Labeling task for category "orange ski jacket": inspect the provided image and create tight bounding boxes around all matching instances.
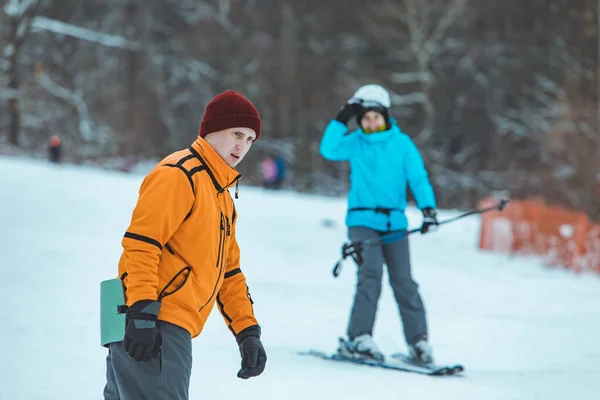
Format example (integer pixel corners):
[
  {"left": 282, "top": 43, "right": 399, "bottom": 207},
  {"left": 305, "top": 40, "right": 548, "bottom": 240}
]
[{"left": 117, "top": 138, "right": 258, "bottom": 338}]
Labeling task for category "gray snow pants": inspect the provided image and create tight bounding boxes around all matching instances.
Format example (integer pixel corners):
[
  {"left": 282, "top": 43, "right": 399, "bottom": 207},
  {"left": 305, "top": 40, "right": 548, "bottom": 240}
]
[
  {"left": 104, "top": 321, "right": 192, "bottom": 400},
  {"left": 347, "top": 227, "right": 428, "bottom": 345}
]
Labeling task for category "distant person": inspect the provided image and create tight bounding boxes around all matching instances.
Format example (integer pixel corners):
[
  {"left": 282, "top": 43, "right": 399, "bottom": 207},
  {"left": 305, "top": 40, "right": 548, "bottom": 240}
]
[
  {"left": 273, "top": 155, "right": 286, "bottom": 189},
  {"left": 319, "top": 84, "right": 439, "bottom": 365},
  {"left": 48, "top": 135, "right": 61, "bottom": 163},
  {"left": 260, "top": 155, "right": 279, "bottom": 189},
  {"left": 103, "top": 90, "right": 267, "bottom": 400}
]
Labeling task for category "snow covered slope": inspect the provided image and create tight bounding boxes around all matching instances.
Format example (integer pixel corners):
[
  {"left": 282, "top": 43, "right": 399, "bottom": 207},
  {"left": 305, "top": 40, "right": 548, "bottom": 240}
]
[{"left": 1, "top": 156, "right": 599, "bottom": 400}]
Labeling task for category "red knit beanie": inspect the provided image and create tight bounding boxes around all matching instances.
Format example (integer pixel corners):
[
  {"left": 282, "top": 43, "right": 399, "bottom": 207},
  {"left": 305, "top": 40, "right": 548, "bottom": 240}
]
[{"left": 199, "top": 90, "right": 262, "bottom": 141}]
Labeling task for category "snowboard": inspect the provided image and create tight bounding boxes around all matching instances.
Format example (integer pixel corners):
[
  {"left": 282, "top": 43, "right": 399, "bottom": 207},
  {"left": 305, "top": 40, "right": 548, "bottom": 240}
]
[{"left": 299, "top": 341, "right": 464, "bottom": 377}]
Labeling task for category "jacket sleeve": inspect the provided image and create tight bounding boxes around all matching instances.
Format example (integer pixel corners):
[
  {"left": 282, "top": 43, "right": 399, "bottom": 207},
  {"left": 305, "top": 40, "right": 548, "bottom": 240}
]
[
  {"left": 319, "top": 120, "right": 357, "bottom": 161},
  {"left": 403, "top": 135, "right": 437, "bottom": 210},
  {"left": 121, "top": 165, "right": 195, "bottom": 305},
  {"left": 217, "top": 212, "right": 259, "bottom": 336}
]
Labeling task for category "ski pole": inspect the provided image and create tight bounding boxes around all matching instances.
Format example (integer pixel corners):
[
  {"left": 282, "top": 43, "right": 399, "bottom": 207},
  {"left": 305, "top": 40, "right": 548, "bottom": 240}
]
[{"left": 332, "top": 199, "right": 509, "bottom": 278}]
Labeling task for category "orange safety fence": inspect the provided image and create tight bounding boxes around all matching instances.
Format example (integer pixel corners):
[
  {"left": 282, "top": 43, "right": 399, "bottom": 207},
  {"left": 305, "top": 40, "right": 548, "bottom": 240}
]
[{"left": 478, "top": 197, "right": 600, "bottom": 275}]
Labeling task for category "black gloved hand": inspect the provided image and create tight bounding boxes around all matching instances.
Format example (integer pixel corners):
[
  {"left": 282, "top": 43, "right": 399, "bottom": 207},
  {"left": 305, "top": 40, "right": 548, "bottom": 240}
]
[
  {"left": 420, "top": 207, "right": 439, "bottom": 234},
  {"left": 123, "top": 300, "right": 161, "bottom": 362},
  {"left": 335, "top": 99, "right": 363, "bottom": 125},
  {"left": 236, "top": 325, "right": 267, "bottom": 379}
]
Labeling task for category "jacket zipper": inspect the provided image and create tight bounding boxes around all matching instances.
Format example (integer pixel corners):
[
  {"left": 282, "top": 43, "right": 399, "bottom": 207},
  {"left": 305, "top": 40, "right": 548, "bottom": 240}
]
[
  {"left": 199, "top": 212, "right": 227, "bottom": 313},
  {"left": 215, "top": 213, "right": 224, "bottom": 269}
]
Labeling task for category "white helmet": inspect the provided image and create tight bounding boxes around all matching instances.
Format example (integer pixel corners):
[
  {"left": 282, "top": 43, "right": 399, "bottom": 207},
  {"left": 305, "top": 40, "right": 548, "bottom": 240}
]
[{"left": 350, "top": 84, "right": 391, "bottom": 109}]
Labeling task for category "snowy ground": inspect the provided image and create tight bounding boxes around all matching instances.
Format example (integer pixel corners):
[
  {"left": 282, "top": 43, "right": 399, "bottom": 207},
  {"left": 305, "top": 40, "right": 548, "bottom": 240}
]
[{"left": 1, "top": 155, "right": 599, "bottom": 400}]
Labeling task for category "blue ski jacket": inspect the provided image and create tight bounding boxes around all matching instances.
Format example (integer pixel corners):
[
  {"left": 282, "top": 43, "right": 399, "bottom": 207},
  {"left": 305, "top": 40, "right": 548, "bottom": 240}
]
[{"left": 320, "top": 119, "right": 436, "bottom": 231}]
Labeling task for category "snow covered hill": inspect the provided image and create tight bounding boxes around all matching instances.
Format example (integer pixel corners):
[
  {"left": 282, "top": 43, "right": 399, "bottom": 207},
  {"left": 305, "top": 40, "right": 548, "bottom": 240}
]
[{"left": 1, "top": 155, "right": 599, "bottom": 400}]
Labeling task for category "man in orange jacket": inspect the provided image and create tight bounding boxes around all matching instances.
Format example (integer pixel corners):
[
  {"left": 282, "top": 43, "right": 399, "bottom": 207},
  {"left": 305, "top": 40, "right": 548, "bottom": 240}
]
[{"left": 104, "top": 90, "right": 267, "bottom": 400}]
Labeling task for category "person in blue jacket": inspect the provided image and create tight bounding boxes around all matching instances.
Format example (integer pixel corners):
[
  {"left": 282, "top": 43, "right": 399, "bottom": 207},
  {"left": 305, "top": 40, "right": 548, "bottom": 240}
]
[{"left": 320, "top": 84, "right": 439, "bottom": 365}]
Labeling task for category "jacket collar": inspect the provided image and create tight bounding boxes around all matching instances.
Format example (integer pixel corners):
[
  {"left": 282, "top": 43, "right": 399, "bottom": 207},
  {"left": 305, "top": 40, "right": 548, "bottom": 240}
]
[
  {"left": 355, "top": 118, "right": 402, "bottom": 143},
  {"left": 190, "top": 138, "right": 241, "bottom": 192}
]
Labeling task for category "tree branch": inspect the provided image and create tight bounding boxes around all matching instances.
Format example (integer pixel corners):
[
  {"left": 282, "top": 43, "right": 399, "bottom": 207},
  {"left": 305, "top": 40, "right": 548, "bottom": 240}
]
[
  {"left": 390, "top": 90, "right": 428, "bottom": 106},
  {"left": 31, "top": 16, "right": 141, "bottom": 50},
  {"left": 390, "top": 71, "right": 434, "bottom": 84},
  {"left": 427, "top": 0, "right": 468, "bottom": 48},
  {"left": 36, "top": 66, "right": 94, "bottom": 141}
]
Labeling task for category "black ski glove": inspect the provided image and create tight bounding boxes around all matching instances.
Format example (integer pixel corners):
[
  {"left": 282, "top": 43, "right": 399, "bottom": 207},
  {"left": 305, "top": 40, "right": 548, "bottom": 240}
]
[
  {"left": 335, "top": 99, "right": 363, "bottom": 125},
  {"left": 123, "top": 300, "right": 161, "bottom": 362},
  {"left": 236, "top": 325, "right": 267, "bottom": 379},
  {"left": 420, "top": 207, "right": 439, "bottom": 234}
]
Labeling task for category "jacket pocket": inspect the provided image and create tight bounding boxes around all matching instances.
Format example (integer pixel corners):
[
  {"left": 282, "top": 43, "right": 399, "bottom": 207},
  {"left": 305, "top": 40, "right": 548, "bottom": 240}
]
[{"left": 158, "top": 266, "right": 192, "bottom": 300}]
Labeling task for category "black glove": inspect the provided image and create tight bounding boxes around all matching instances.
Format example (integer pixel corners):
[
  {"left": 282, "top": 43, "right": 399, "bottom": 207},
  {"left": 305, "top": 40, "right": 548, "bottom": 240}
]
[
  {"left": 123, "top": 300, "right": 161, "bottom": 362},
  {"left": 236, "top": 325, "right": 267, "bottom": 379},
  {"left": 420, "top": 207, "right": 439, "bottom": 234},
  {"left": 335, "top": 99, "right": 363, "bottom": 125}
]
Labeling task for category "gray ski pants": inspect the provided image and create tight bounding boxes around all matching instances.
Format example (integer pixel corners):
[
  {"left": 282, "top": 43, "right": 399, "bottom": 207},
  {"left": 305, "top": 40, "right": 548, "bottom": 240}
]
[
  {"left": 347, "top": 227, "right": 428, "bottom": 345},
  {"left": 104, "top": 321, "right": 192, "bottom": 400}
]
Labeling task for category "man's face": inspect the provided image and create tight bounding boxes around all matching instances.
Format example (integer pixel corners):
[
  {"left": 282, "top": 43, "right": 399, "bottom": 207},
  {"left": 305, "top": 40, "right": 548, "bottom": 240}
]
[
  {"left": 360, "top": 111, "right": 386, "bottom": 133},
  {"left": 204, "top": 127, "right": 256, "bottom": 167}
]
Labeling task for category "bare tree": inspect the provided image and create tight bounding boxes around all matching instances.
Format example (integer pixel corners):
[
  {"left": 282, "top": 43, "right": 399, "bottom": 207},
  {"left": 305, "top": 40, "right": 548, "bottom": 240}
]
[
  {"left": 1, "top": 0, "right": 41, "bottom": 145},
  {"left": 34, "top": 62, "right": 117, "bottom": 155},
  {"left": 364, "top": 0, "right": 467, "bottom": 146},
  {"left": 2, "top": 0, "right": 597, "bottom": 216}
]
